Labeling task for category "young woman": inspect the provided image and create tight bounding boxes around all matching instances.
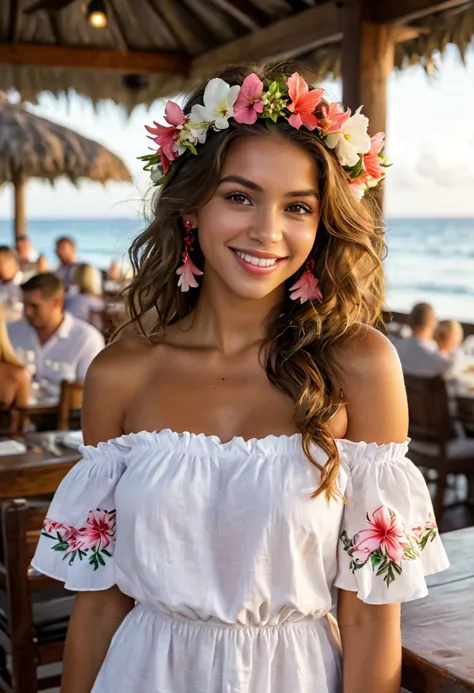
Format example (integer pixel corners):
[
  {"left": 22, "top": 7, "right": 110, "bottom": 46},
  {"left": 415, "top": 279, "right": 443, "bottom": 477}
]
[
  {"left": 65, "top": 263, "right": 105, "bottom": 323},
  {"left": 32, "top": 65, "right": 449, "bottom": 693},
  {"left": 0, "top": 309, "right": 30, "bottom": 410}
]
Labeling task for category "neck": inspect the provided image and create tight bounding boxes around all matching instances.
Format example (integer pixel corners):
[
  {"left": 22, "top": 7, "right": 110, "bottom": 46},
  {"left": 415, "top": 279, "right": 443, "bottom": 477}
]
[
  {"left": 35, "top": 313, "right": 65, "bottom": 345},
  {"left": 181, "top": 269, "right": 284, "bottom": 355}
]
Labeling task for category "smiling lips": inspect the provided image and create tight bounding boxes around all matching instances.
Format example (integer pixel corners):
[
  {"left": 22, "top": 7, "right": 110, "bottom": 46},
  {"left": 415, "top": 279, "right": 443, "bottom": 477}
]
[{"left": 230, "top": 248, "right": 286, "bottom": 275}]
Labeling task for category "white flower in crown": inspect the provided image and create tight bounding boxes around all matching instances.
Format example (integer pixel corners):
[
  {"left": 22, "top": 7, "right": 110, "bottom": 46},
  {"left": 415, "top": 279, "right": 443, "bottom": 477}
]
[
  {"left": 190, "top": 78, "right": 241, "bottom": 130},
  {"left": 150, "top": 164, "right": 163, "bottom": 183},
  {"left": 178, "top": 120, "right": 208, "bottom": 148},
  {"left": 324, "top": 106, "right": 371, "bottom": 167}
]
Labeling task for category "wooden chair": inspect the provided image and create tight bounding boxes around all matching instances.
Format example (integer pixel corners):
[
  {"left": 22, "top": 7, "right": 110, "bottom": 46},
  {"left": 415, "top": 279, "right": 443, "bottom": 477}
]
[
  {"left": 57, "top": 380, "right": 84, "bottom": 430},
  {"left": 0, "top": 500, "right": 73, "bottom": 693},
  {"left": 404, "top": 374, "right": 474, "bottom": 522}
]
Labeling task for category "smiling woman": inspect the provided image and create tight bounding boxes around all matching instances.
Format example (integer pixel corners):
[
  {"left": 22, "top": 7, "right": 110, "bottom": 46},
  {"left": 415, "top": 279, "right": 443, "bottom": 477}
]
[{"left": 31, "top": 63, "right": 449, "bottom": 693}]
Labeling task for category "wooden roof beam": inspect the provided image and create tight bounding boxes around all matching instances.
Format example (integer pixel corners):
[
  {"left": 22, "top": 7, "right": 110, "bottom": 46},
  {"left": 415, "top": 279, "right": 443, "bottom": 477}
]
[
  {"left": 0, "top": 43, "right": 189, "bottom": 75},
  {"left": 192, "top": 2, "right": 342, "bottom": 77},
  {"left": 373, "top": 0, "right": 472, "bottom": 24}
]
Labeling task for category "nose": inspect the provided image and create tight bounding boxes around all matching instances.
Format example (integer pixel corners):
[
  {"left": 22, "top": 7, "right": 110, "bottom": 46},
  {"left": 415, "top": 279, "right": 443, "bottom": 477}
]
[{"left": 247, "top": 204, "right": 283, "bottom": 246}]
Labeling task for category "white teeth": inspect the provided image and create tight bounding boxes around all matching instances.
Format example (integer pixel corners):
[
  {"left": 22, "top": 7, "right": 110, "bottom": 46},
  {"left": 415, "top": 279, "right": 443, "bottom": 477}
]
[{"left": 234, "top": 250, "right": 277, "bottom": 267}]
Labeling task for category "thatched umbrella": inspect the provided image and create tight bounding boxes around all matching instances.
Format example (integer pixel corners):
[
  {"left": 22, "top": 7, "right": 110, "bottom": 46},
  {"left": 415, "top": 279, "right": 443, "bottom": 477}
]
[{"left": 0, "top": 92, "right": 132, "bottom": 241}]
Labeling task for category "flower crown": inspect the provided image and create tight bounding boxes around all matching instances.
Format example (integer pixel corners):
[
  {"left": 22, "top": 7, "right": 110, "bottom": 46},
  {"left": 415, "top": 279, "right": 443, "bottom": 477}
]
[{"left": 140, "top": 72, "right": 389, "bottom": 200}]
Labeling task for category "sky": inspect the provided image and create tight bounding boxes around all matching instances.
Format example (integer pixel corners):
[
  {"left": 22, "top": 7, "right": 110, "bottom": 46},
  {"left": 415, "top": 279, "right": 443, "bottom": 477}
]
[{"left": 0, "top": 44, "right": 473, "bottom": 220}]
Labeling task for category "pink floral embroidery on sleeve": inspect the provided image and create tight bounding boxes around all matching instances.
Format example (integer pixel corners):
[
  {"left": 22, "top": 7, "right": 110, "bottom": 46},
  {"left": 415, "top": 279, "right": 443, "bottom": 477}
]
[
  {"left": 339, "top": 505, "right": 438, "bottom": 587},
  {"left": 41, "top": 509, "right": 116, "bottom": 571}
]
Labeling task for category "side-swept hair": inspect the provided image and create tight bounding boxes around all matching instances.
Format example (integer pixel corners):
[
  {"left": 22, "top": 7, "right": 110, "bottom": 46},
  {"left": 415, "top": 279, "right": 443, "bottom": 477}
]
[{"left": 21, "top": 272, "right": 65, "bottom": 299}]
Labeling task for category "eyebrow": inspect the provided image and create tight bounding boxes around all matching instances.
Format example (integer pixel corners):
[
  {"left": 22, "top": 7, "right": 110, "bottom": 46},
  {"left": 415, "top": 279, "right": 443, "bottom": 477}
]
[{"left": 218, "top": 175, "right": 319, "bottom": 199}]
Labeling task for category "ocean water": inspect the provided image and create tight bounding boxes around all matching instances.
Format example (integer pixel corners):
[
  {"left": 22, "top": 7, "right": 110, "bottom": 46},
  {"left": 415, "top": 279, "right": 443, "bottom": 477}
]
[{"left": 0, "top": 217, "right": 473, "bottom": 322}]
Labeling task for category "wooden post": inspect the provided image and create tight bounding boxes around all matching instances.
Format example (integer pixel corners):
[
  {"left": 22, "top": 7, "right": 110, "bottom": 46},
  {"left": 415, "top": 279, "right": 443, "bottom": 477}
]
[
  {"left": 342, "top": 0, "right": 395, "bottom": 136},
  {"left": 13, "top": 173, "right": 26, "bottom": 242},
  {"left": 341, "top": 0, "right": 395, "bottom": 210}
]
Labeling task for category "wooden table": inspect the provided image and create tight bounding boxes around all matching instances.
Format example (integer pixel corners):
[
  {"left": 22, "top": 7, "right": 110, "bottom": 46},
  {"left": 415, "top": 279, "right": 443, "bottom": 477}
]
[
  {"left": 0, "top": 433, "right": 81, "bottom": 499},
  {"left": 402, "top": 527, "right": 474, "bottom": 692}
]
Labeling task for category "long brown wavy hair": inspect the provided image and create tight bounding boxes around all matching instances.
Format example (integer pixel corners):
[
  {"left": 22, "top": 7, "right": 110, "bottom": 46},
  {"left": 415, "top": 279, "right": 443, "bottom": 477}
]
[{"left": 118, "top": 63, "right": 386, "bottom": 502}]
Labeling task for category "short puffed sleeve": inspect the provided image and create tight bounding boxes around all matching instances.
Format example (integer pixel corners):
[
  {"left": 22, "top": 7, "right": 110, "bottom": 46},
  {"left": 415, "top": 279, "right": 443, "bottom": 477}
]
[
  {"left": 31, "top": 439, "right": 129, "bottom": 592},
  {"left": 334, "top": 439, "right": 450, "bottom": 604}
]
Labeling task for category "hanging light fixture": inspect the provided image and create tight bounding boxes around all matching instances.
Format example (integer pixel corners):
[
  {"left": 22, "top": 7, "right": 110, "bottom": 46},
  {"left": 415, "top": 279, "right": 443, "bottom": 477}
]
[{"left": 86, "top": 0, "right": 107, "bottom": 28}]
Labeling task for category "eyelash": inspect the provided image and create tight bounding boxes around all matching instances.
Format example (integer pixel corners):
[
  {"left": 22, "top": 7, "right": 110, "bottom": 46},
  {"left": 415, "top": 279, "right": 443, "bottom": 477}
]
[{"left": 225, "top": 192, "right": 313, "bottom": 215}]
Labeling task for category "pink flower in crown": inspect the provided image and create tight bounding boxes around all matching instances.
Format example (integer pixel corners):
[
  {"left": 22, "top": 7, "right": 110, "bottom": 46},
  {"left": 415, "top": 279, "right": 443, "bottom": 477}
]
[
  {"left": 348, "top": 175, "right": 369, "bottom": 201},
  {"left": 318, "top": 102, "right": 350, "bottom": 135},
  {"left": 286, "top": 73, "right": 324, "bottom": 131},
  {"left": 145, "top": 100, "right": 186, "bottom": 162},
  {"left": 234, "top": 73, "right": 264, "bottom": 125},
  {"left": 176, "top": 255, "right": 203, "bottom": 292},
  {"left": 289, "top": 270, "right": 323, "bottom": 304},
  {"left": 72, "top": 510, "right": 116, "bottom": 552},
  {"left": 363, "top": 132, "right": 386, "bottom": 181},
  {"left": 352, "top": 505, "right": 408, "bottom": 564}
]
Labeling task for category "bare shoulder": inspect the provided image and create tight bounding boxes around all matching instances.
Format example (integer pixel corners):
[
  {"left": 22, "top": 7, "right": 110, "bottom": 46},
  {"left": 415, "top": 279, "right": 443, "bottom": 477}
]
[
  {"left": 82, "top": 334, "right": 164, "bottom": 446},
  {"left": 332, "top": 325, "right": 408, "bottom": 445}
]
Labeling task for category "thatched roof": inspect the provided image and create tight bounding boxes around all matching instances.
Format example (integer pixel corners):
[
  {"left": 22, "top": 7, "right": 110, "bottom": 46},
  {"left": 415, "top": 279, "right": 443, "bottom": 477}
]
[
  {"left": 0, "top": 0, "right": 473, "bottom": 110},
  {"left": 0, "top": 93, "right": 132, "bottom": 183}
]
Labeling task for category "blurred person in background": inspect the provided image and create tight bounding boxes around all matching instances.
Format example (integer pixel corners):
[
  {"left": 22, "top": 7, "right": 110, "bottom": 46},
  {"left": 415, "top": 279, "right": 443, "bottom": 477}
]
[
  {"left": 8, "top": 273, "right": 105, "bottom": 397},
  {"left": 0, "top": 307, "right": 30, "bottom": 410},
  {"left": 55, "top": 236, "right": 78, "bottom": 292},
  {"left": 435, "top": 320, "right": 464, "bottom": 357},
  {"left": 107, "top": 260, "right": 121, "bottom": 282},
  {"left": 0, "top": 246, "right": 23, "bottom": 307},
  {"left": 394, "top": 302, "right": 451, "bottom": 376},
  {"left": 16, "top": 235, "right": 39, "bottom": 279},
  {"left": 37, "top": 254, "right": 49, "bottom": 273},
  {"left": 66, "top": 263, "right": 105, "bottom": 323}
]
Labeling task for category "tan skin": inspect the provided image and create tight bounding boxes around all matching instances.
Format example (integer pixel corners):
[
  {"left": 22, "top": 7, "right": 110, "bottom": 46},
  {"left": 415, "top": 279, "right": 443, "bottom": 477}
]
[
  {"left": 0, "top": 362, "right": 30, "bottom": 410},
  {"left": 62, "top": 136, "right": 408, "bottom": 693}
]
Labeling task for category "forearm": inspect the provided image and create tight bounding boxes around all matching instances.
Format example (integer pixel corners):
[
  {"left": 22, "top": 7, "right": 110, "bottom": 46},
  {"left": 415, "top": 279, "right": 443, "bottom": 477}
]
[
  {"left": 340, "top": 616, "right": 401, "bottom": 693},
  {"left": 61, "top": 589, "right": 134, "bottom": 693}
]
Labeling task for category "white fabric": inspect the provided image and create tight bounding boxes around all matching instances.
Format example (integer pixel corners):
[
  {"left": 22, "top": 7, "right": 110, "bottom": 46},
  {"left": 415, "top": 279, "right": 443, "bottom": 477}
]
[
  {"left": 32, "top": 430, "right": 450, "bottom": 693},
  {"left": 394, "top": 337, "right": 451, "bottom": 377},
  {"left": 8, "top": 312, "right": 105, "bottom": 395}
]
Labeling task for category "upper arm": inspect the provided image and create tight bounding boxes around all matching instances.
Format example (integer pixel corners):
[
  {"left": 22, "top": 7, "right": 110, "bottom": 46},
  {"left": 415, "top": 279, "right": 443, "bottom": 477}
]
[
  {"left": 335, "top": 326, "right": 408, "bottom": 445},
  {"left": 14, "top": 367, "right": 31, "bottom": 407}
]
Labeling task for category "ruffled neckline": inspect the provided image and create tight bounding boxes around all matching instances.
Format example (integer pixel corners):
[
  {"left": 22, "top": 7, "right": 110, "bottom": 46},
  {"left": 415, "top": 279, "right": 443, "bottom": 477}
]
[{"left": 79, "top": 428, "right": 410, "bottom": 461}]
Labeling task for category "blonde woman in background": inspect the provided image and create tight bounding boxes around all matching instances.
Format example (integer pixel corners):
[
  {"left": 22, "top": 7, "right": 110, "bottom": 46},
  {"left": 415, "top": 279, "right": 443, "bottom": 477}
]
[
  {"left": 435, "top": 320, "right": 464, "bottom": 357},
  {"left": 0, "top": 309, "right": 30, "bottom": 410},
  {"left": 65, "top": 263, "right": 105, "bottom": 324}
]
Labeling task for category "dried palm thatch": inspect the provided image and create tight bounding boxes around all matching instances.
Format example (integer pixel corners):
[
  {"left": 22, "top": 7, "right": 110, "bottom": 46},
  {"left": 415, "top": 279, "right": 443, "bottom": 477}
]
[
  {"left": 0, "top": 0, "right": 473, "bottom": 110},
  {"left": 302, "top": 2, "right": 474, "bottom": 81},
  {"left": 0, "top": 93, "right": 132, "bottom": 239}
]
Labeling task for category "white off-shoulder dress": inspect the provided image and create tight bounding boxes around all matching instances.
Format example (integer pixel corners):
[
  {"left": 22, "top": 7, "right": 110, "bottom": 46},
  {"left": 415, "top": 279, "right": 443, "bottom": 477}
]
[{"left": 32, "top": 431, "right": 449, "bottom": 693}]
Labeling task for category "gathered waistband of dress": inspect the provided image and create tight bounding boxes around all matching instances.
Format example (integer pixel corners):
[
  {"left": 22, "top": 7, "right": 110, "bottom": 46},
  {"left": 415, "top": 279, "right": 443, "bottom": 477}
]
[{"left": 135, "top": 603, "right": 331, "bottom": 632}]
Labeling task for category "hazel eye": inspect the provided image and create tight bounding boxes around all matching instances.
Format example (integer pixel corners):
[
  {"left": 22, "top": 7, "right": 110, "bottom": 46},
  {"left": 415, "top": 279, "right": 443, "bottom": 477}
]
[
  {"left": 226, "top": 192, "right": 252, "bottom": 205},
  {"left": 287, "top": 202, "right": 312, "bottom": 215}
]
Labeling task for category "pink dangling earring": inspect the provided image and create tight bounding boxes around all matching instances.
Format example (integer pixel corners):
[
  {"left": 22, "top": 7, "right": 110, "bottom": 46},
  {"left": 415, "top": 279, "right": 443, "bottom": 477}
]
[
  {"left": 289, "top": 258, "right": 323, "bottom": 304},
  {"left": 176, "top": 218, "right": 203, "bottom": 292}
]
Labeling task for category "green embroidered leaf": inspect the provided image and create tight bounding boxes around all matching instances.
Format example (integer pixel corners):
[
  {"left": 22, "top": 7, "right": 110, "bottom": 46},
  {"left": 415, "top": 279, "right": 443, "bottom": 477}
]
[
  {"left": 370, "top": 551, "right": 384, "bottom": 567},
  {"left": 68, "top": 550, "right": 77, "bottom": 566},
  {"left": 392, "top": 562, "right": 403, "bottom": 575},
  {"left": 51, "top": 541, "right": 69, "bottom": 552},
  {"left": 102, "top": 549, "right": 112, "bottom": 557},
  {"left": 384, "top": 563, "right": 396, "bottom": 587},
  {"left": 97, "top": 552, "right": 106, "bottom": 567}
]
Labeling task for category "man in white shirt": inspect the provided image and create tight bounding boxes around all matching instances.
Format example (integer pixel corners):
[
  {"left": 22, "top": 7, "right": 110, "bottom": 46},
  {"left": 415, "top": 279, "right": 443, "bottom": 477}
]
[
  {"left": 8, "top": 272, "right": 105, "bottom": 397},
  {"left": 394, "top": 303, "right": 451, "bottom": 377}
]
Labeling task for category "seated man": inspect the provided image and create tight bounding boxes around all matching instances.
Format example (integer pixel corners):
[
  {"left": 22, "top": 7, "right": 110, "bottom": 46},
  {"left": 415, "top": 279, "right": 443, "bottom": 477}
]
[
  {"left": 394, "top": 302, "right": 451, "bottom": 377},
  {"left": 7, "top": 273, "right": 105, "bottom": 398}
]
